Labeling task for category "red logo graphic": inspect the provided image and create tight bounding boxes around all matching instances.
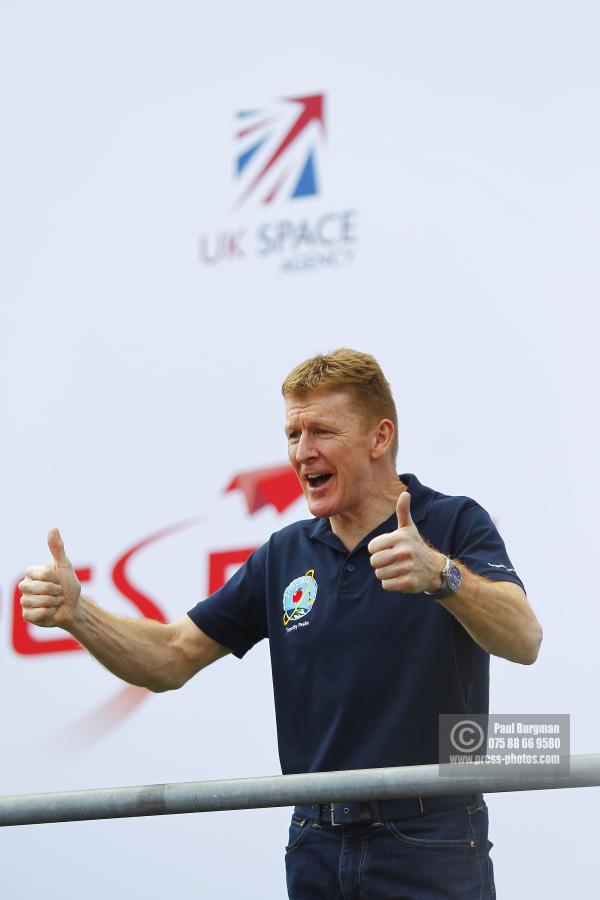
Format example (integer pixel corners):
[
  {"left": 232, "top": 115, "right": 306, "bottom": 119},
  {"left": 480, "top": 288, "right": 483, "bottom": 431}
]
[{"left": 8, "top": 464, "right": 303, "bottom": 750}]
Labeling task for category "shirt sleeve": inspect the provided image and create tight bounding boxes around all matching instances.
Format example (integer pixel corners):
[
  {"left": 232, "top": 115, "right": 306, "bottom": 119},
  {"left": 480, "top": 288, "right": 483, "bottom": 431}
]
[
  {"left": 187, "top": 542, "right": 269, "bottom": 658},
  {"left": 451, "top": 500, "right": 526, "bottom": 593}
]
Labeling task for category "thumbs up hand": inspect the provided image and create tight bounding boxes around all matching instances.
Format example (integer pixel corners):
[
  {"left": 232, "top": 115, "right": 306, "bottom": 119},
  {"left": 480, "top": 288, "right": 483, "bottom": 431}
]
[
  {"left": 18, "top": 529, "right": 82, "bottom": 629},
  {"left": 368, "top": 491, "right": 445, "bottom": 593}
]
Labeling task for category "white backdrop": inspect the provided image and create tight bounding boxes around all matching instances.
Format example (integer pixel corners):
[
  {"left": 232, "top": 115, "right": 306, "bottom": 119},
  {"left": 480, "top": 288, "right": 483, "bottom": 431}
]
[{"left": 2, "top": 2, "right": 599, "bottom": 897}]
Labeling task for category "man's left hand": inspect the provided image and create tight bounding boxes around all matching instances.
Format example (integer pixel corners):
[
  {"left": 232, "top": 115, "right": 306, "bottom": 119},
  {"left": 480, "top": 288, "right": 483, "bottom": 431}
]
[{"left": 368, "top": 492, "right": 445, "bottom": 593}]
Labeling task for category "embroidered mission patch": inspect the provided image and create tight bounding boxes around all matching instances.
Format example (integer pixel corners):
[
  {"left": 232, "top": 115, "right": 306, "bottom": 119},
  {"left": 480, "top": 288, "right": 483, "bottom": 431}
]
[{"left": 282, "top": 569, "right": 318, "bottom": 626}]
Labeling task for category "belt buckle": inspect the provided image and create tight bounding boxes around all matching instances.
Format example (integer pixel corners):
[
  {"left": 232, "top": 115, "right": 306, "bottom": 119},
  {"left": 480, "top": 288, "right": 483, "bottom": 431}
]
[{"left": 329, "top": 802, "right": 369, "bottom": 826}]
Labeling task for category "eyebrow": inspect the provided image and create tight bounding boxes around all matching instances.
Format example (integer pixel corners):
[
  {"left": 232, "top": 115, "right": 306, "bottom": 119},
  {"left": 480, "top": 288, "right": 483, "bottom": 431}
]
[{"left": 284, "top": 416, "right": 333, "bottom": 436}]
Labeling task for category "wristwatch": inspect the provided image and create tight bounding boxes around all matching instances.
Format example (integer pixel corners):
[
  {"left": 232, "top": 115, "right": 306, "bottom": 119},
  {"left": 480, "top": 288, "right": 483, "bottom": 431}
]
[{"left": 424, "top": 556, "right": 462, "bottom": 600}]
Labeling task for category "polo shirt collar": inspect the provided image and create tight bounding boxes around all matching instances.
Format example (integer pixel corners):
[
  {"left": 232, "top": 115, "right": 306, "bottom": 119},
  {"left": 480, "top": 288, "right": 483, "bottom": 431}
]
[{"left": 302, "top": 472, "right": 435, "bottom": 551}]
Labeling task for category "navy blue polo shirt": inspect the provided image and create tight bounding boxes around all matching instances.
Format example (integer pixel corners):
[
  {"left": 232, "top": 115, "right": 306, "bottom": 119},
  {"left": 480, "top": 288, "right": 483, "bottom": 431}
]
[{"left": 188, "top": 473, "right": 525, "bottom": 775}]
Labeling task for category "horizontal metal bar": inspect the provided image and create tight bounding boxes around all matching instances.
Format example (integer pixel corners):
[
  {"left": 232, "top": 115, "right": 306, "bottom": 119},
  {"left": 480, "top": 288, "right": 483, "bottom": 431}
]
[{"left": 1, "top": 753, "right": 599, "bottom": 828}]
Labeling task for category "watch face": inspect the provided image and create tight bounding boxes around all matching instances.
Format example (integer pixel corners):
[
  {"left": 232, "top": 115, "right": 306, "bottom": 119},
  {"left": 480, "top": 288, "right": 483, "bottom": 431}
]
[{"left": 447, "top": 564, "right": 462, "bottom": 591}]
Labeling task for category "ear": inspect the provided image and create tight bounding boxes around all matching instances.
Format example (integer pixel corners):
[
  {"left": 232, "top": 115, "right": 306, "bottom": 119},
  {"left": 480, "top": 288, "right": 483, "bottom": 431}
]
[{"left": 370, "top": 418, "right": 396, "bottom": 460}]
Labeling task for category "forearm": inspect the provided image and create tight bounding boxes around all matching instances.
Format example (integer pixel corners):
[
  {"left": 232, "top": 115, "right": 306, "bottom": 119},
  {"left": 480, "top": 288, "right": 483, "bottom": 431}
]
[
  {"left": 437, "top": 564, "right": 543, "bottom": 665},
  {"left": 67, "top": 595, "right": 180, "bottom": 692}
]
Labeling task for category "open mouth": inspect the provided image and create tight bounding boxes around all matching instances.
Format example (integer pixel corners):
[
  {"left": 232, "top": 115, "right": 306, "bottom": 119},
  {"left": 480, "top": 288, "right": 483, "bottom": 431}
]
[{"left": 306, "top": 473, "right": 333, "bottom": 489}]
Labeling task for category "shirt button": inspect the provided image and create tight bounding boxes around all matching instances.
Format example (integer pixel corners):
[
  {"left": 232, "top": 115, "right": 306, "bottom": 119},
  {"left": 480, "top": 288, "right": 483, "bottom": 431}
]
[{"left": 346, "top": 564, "right": 355, "bottom": 572}]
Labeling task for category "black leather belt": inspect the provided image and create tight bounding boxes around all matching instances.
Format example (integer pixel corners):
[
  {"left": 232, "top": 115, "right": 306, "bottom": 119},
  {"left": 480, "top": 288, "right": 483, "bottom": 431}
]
[{"left": 294, "top": 794, "right": 480, "bottom": 827}]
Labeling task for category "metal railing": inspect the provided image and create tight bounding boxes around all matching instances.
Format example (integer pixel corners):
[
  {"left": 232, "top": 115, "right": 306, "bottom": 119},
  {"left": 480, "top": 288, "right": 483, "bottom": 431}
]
[{"left": 1, "top": 753, "right": 598, "bottom": 828}]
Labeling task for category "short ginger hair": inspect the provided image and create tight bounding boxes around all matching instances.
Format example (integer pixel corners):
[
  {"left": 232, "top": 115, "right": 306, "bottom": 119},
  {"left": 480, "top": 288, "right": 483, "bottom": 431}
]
[{"left": 281, "top": 348, "right": 398, "bottom": 459}]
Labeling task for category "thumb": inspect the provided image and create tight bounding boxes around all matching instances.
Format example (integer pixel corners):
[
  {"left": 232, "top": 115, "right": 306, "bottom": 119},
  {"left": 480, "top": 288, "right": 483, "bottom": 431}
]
[
  {"left": 396, "top": 491, "right": 413, "bottom": 529},
  {"left": 47, "top": 528, "right": 72, "bottom": 568}
]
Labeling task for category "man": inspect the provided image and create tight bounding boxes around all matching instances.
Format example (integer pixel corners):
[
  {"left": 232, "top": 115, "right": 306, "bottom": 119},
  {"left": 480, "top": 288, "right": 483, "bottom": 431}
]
[{"left": 20, "top": 348, "right": 542, "bottom": 899}]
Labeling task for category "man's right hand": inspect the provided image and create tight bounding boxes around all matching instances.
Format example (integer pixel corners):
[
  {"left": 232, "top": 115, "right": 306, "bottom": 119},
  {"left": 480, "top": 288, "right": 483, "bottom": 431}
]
[
  {"left": 19, "top": 528, "right": 82, "bottom": 630},
  {"left": 18, "top": 527, "right": 230, "bottom": 690}
]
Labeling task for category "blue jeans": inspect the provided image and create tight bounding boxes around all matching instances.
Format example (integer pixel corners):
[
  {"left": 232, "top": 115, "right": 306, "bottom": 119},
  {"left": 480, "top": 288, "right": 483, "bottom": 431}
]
[{"left": 285, "top": 795, "right": 495, "bottom": 899}]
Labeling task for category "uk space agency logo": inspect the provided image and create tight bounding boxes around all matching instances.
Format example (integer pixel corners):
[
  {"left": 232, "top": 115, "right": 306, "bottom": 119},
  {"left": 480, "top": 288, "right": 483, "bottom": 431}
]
[
  {"left": 282, "top": 569, "right": 318, "bottom": 627},
  {"left": 199, "top": 91, "right": 358, "bottom": 273},
  {"left": 234, "top": 94, "right": 325, "bottom": 207}
]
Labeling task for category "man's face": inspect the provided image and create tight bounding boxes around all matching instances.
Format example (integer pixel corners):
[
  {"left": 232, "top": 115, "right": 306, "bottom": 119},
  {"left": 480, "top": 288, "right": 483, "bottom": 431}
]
[{"left": 285, "top": 390, "right": 376, "bottom": 519}]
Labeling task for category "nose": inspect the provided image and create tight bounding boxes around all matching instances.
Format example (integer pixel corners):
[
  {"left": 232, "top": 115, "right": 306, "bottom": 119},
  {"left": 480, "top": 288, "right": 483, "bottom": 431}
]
[{"left": 295, "top": 430, "right": 318, "bottom": 464}]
